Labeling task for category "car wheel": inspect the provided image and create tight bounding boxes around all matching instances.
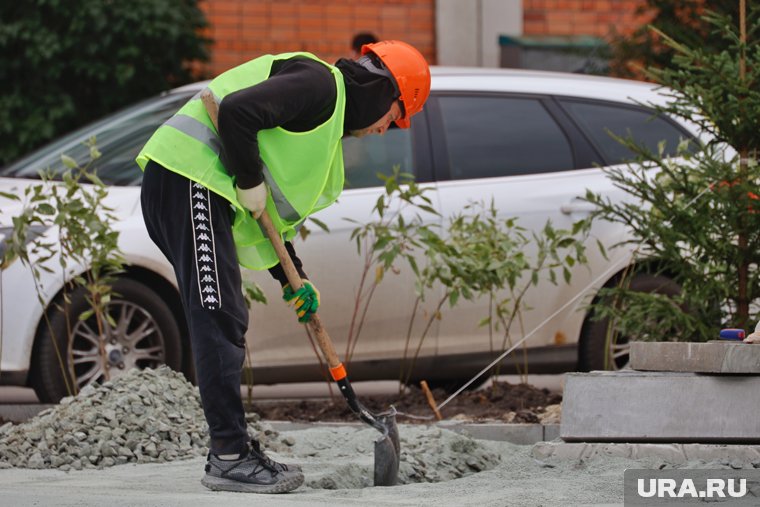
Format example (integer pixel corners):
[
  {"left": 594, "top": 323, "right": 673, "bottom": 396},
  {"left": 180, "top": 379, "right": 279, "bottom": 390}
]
[
  {"left": 30, "top": 278, "right": 182, "bottom": 403},
  {"left": 577, "top": 273, "right": 682, "bottom": 371}
]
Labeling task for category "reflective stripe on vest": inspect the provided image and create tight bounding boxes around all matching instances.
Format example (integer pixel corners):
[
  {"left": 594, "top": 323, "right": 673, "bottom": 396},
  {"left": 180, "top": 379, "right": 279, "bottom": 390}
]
[
  {"left": 164, "top": 114, "right": 221, "bottom": 156},
  {"left": 163, "top": 108, "right": 301, "bottom": 223}
]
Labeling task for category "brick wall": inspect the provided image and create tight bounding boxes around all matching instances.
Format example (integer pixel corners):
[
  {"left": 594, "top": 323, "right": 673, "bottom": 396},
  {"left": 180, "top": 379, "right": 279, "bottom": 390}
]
[
  {"left": 198, "top": 0, "right": 651, "bottom": 76},
  {"left": 523, "top": 0, "right": 650, "bottom": 38},
  {"left": 198, "top": 0, "right": 436, "bottom": 77}
]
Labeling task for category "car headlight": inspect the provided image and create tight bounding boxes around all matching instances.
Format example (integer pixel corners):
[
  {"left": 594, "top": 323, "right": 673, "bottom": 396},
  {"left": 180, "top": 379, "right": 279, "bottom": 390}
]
[{"left": 0, "top": 225, "right": 51, "bottom": 267}]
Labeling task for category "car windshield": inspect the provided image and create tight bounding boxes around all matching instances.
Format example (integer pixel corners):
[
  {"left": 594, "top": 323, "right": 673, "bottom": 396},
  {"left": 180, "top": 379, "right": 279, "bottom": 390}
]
[{"left": 0, "top": 89, "right": 198, "bottom": 186}]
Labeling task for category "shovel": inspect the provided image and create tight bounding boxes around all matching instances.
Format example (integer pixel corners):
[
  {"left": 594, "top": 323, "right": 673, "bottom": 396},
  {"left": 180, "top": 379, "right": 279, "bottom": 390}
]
[{"left": 201, "top": 90, "right": 401, "bottom": 486}]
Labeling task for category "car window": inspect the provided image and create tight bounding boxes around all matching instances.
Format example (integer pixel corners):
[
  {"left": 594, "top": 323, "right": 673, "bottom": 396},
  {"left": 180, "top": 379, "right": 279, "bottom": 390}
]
[
  {"left": 341, "top": 127, "right": 413, "bottom": 189},
  {"left": 1, "top": 91, "right": 194, "bottom": 186},
  {"left": 437, "top": 95, "right": 574, "bottom": 180},
  {"left": 559, "top": 99, "right": 693, "bottom": 165}
]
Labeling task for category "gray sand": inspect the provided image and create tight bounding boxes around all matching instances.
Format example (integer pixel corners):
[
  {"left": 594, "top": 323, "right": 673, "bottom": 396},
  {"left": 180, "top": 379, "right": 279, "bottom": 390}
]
[
  {"left": 1, "top": 423, "right": 748, "bottom": 506},
  {"left": 0, "top": 367, "right": 751, "bottom": 505},
  {"left": 281, "top": 425, "right": 501, "bottom": 489}
]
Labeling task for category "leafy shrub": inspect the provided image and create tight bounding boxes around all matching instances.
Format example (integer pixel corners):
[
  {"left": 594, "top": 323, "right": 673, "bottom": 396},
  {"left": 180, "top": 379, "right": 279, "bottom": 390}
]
[
  {"left": 0, "top": 0, "right": 210, "bottom": 165},
  {"left": 585, "top": 5, "right": 760, "bottom": 342}
]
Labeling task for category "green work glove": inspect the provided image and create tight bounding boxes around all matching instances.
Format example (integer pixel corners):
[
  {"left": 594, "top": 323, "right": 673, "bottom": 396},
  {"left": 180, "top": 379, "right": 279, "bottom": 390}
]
[{"left": 282, "top": 280, "right": 320, "bottom": 323}]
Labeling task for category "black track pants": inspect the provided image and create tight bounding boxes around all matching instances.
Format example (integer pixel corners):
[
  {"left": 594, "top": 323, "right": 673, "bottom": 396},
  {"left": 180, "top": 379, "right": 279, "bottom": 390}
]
[{"left": 141, "top": 160, "right": 249, "bottom": 455}]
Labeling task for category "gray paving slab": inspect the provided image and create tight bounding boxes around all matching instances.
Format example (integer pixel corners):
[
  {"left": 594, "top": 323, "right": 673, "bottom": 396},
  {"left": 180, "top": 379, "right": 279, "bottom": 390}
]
[
  {"left": 436, "top": 421, "right": 544, "bottom": 444},
  {"left": 561, "top": 370, "right": 760, "bottom": 443},
  {"left": 0, "top": 404, "right": 54, "bottom": 423},
  {"left": 533, "top": 440, "right": 760, "bottom": 464},
  {"left": 630, "top": 340, "right": 760, "bottom": 373},
  {"left": 543, "top": 424, "right": 560, "bottom": 441}
]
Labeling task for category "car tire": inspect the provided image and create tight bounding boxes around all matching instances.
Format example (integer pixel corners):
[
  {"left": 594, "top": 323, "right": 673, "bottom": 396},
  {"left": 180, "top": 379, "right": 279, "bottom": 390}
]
[
  {"left": 30, "top": 278, "right": 183, "bottom": 403},
  {"left": 577, "top": 272, "right": 682, "bottom": 371}
]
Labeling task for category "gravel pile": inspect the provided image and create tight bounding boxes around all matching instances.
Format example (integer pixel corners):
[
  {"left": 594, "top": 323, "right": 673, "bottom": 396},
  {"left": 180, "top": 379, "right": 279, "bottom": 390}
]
[
  {"left": 0, "top": 366, "right": 276, "bottom": 471},
  {"left": 289, "top": 425, "right": 502, "bottom": 489},
  {"left": 398, "top": 426, "right": 502, "bottom": 484},
  {"left": 0, "top": 366, "right": 501, "bottom": 489}
]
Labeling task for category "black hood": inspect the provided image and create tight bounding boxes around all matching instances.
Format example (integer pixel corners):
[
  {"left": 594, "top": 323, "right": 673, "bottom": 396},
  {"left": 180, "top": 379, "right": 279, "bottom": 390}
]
[{"left": 335, "top": 58, "right": 397, "bottom": 131}]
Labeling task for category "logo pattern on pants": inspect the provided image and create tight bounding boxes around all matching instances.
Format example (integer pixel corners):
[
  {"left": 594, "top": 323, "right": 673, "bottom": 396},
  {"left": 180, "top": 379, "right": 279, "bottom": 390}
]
[{"left": 190, "top": 182, "right": 221, "bottom": 310}]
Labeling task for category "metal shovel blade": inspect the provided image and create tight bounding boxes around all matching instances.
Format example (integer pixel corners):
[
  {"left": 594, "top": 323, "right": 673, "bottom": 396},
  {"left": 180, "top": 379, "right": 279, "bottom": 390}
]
[{"left": 373, "top": 408, "right": 400, "bottom": 486}]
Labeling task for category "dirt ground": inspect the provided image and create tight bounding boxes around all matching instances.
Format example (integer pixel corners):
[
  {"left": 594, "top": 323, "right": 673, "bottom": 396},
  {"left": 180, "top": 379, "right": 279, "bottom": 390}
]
[
  {"left": 246, "top": 380, "right": 562, "bottom": 424},
  {"left": 0, "top": 380, "right": 560, "bottom": 428}
]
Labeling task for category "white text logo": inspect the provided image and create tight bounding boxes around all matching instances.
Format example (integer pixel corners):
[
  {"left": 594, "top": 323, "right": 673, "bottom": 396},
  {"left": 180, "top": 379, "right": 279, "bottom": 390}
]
[{"left": 637, "top": 478, "right": 747, "bottom": 499}]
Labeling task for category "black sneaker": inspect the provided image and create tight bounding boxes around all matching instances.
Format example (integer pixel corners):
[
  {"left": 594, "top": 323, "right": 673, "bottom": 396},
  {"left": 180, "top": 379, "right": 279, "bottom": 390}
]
[
  {"left": 201, "top": 441, "right": 304, "bottom": 494},
  {"left": 249, "top": 439, "right": 302, "bottom": 473}
]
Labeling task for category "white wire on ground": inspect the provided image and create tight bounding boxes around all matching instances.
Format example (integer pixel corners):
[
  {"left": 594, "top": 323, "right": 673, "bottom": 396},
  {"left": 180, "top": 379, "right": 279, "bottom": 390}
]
[
  {"left": 436, "top": 255, "right": 625, "bottom": 411},
  {"left": 436, "top": 184, "right": 713, "bottom": 412},
  {"left": 394, "top": 411, "right": 434, "bottom": 421}
]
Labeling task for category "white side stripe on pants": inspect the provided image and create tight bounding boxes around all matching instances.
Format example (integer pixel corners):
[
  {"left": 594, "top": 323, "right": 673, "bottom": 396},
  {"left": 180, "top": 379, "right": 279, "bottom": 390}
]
[{"left": 190, "top": 181, "right": 222, "bottom": 310}]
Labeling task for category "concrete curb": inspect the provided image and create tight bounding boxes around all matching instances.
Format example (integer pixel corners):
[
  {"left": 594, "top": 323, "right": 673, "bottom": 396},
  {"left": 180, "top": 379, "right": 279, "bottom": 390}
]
[
  {"left": 561, "top": 371, "right": 760, "bottom": 442},
  {"left": 533, "top": 440, "right": 760, "bottom": 464},
  {"left": 0, "top": 404, "right": 55, "bottom": 424},
  {"left": 1, "top": 404, "right": 560, "bottom": 445},
  {"left": 630, "top": 340, "right": 760, "bottom": 373}
]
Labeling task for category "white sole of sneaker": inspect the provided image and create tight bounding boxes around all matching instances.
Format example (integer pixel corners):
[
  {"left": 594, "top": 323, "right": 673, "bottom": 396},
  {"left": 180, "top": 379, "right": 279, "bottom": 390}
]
[{"left": 201, "top": 472, "right": 304, "bottom": 494}]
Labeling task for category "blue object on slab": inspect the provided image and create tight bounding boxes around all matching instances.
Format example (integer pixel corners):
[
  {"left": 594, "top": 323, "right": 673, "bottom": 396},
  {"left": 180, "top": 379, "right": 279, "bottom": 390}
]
[{"left": 719, "top": 328, "right": 745, "bottom": 340}]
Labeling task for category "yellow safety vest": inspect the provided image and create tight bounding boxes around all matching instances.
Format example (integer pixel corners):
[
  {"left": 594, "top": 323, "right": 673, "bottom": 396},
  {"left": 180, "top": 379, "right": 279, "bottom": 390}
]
[{"left": 137, "top": 52, "right": 346, "bottom": 269}]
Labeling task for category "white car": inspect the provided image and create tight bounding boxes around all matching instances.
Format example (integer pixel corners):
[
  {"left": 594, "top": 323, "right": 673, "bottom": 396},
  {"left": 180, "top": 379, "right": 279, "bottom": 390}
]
[{"left": 0, "top": 68, "right": 699, "bottom": 402}]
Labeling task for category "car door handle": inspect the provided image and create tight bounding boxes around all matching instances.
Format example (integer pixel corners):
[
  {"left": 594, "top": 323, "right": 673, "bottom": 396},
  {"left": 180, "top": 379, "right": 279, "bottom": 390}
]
[{"left": 560, "top": 200, "right": 596, "bottom": 215}]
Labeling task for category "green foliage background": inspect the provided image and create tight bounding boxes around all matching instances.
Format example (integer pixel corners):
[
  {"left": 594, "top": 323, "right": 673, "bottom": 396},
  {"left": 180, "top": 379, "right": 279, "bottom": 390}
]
[
  {"left": 608, "top": 0, "right": 740, "bottom": 78},
  {"left": 586, "top": 5, "right": 760, "bottom": 344},
  {"left": 0, "top": 0, "right": 210, "bottom": 166}
]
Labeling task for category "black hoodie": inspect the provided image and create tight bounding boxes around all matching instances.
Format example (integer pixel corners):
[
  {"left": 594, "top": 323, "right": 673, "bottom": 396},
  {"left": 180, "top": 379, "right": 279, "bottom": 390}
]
[
  {"left": 334, "top": 57, "right": 397, "bottom": 131},
  {"left": 214, "top": 55, "right": 396, "bottom": 285},
  {"left": 217, "top": 55, "right": 396, "bottom": 190}
]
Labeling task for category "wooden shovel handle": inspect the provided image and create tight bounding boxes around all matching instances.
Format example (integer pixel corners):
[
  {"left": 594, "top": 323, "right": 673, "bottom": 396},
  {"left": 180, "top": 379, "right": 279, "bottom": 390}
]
[{"left": 200, "top": 89, "right": 342, "bottom": 371}]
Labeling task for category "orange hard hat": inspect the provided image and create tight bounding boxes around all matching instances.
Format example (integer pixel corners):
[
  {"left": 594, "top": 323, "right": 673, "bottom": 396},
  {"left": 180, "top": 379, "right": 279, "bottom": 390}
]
[{"left": 360, "top": 40, "right": 431, "bottom": 129}]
